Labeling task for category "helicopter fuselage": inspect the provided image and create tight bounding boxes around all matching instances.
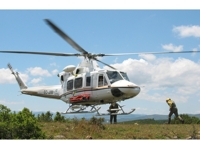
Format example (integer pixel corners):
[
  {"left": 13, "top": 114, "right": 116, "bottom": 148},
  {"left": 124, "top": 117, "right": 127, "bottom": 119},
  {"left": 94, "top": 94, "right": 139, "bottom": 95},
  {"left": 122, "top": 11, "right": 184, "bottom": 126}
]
[
  {"left": 58, "top": 62, "right": 140, "bottom": 106},
  {"left": 19, "top": 61, "right": 140, "bottom": 106}
]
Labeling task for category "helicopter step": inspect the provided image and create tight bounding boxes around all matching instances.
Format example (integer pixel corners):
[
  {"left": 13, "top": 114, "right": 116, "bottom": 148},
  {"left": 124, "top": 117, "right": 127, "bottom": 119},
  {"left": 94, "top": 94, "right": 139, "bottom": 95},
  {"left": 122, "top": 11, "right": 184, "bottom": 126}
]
[{"left": 96, "top": 108, "right": 136, "bottom": 116}]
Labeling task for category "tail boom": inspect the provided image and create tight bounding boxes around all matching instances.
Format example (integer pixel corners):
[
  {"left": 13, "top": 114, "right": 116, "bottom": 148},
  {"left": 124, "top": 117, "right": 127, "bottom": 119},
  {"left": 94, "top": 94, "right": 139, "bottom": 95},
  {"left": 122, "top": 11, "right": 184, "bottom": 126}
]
[
  {"left": 20, "top": 86, "right": 62, "bottom": 99},
  {"left": 8, "top": 63, "right": 62, "bottom": 100}
]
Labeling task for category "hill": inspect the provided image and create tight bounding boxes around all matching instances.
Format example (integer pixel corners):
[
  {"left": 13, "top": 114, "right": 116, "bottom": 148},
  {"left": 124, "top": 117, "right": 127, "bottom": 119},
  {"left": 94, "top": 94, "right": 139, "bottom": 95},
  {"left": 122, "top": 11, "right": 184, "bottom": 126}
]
[{"left": 32, "top": 111, "right": 200, "bottom": 123}]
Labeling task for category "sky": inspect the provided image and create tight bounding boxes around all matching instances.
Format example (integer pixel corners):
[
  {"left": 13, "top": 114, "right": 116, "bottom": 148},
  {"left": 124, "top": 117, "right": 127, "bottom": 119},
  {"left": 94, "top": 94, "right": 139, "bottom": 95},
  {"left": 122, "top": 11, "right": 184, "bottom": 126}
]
[{"left": 0, "top": 2, "right": 200, "bottom": 117}]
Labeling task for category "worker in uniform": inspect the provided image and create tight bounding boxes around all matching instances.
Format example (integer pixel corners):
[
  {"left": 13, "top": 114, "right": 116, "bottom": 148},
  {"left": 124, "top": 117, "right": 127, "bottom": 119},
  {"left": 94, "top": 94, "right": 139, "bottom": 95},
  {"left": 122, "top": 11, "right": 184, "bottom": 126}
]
[
  {"left": 166, "top": 98, "right": 184, "bottom": 124},
  {"left": 109, "top": 102, "right": 119, "bottom": 124}
]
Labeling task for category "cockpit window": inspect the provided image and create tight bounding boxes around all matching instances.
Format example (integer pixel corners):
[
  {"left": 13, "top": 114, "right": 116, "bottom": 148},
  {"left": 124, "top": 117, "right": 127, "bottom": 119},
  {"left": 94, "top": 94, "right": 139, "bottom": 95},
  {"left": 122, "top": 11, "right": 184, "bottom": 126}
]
[
  {"left": 106, "top": 71, "right": 123, "bottom": 84},
  {"left": 120, "top": 72, "right": 130, "bottom": 81}
]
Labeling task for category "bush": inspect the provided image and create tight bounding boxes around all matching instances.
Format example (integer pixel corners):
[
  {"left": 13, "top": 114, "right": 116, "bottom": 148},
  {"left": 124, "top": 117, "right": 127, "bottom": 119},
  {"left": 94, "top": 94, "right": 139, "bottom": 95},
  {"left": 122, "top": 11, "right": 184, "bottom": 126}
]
[
  {"left": 54, "top": 112, "right": 66, "bottom": 122},
  {"left": 171, "top": 114, "right": 200, "bottom": 124},
  {"left": 0, "top": 104, "right": 45, "bottom": 139},
  {"left": 89, "top": 117, "right": 105, "bottom": 129},
  {"left": 37, "top": 111, "right": 53, "bottom": 122}
]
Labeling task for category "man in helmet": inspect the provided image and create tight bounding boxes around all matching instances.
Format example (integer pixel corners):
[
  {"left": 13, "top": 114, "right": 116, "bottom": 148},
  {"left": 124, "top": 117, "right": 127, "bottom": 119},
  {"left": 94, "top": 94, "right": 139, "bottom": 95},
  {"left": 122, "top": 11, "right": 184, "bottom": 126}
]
[
  {"left": 109, "top": 102, "right": 119, "bottom": 124},
  {"left": 166, "top": 98, "right": 184, "bottom": 124}
]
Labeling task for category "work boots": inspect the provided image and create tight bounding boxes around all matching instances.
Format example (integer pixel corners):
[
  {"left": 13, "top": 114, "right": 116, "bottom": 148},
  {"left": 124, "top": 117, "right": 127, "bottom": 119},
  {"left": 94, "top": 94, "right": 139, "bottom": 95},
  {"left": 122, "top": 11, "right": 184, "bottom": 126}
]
[
  {"left": 168, "top": 118, "right": 171, "bottom": 124},
  {"left": 178, "top": 116, "right": 184, "bottom": 124}
]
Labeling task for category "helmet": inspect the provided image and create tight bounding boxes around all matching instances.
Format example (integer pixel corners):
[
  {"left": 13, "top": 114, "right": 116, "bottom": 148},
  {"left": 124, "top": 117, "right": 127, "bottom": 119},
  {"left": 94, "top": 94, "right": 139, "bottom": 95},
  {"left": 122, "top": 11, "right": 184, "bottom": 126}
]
[{"left": 166, "top": 98, "right": 171, "bottom": 101}]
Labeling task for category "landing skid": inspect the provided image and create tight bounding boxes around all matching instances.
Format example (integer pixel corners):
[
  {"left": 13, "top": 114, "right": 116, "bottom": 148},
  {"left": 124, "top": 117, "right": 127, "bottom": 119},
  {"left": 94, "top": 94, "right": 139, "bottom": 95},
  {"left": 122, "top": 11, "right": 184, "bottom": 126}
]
[
  {"left": 61, "top": 105, "right": 101, "bottom": 114},
  {"left": 96, "top": 108, "right": 135, "bottom": 116},
  {"left": 61, "top": 103, "right": 135, "bottom": 116},
  {"left": 96, "top": 104, "right": 136, "bottom": 116}
]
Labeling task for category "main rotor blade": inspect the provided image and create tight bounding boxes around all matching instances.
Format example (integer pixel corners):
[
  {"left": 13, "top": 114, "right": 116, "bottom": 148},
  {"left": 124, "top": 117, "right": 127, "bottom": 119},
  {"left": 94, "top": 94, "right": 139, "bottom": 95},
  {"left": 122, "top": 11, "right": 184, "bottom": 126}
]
[
  {"left": 102, "top": 50, "right": 200, "bottom": 56},
  {"left": 0, "top": 50, "right": 82, "bottom": 57},
  {"left": 93, "top": 58, "right": 116, "bottom": 70},
  {"left": 44, "top": 19, "right": 88, "bottom": 54}
]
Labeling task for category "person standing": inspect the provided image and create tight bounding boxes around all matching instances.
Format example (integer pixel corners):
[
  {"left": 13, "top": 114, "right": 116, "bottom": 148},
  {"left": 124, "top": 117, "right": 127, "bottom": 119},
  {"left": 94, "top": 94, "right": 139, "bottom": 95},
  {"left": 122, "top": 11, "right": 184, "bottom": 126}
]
[
  {"left": 166, "top": 98, "right": 184, "bottom": 124},
  {"left": 109, "top": 102, "right": 119, "bottom": 124}
]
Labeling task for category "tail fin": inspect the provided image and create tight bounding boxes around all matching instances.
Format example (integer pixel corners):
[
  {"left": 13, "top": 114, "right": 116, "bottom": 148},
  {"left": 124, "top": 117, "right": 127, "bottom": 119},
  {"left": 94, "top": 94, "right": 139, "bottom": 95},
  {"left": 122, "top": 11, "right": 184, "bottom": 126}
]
[{"left": 8, "top": 63, "right": 28, "bottom": 90}]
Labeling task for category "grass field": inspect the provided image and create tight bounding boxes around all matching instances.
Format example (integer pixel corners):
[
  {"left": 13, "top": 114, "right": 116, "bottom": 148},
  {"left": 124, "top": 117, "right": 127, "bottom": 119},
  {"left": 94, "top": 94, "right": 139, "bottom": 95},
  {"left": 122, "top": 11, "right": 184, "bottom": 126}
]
[{"left": 39, "top": 119, "right": 200, "bottom": 139}]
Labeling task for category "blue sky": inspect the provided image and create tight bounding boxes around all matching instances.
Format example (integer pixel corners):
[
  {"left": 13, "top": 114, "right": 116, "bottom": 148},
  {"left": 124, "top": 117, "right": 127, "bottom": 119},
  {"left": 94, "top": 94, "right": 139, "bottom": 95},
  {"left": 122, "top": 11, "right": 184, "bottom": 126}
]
[{"left": 1, "top": 8, "right": 200, "bottom": 115}]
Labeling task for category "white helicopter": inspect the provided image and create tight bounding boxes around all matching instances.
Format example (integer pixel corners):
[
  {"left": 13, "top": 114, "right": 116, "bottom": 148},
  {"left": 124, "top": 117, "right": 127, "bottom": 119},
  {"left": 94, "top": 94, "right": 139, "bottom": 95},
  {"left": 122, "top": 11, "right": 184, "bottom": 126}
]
[{"left": 1, "top": 19, "right": 199, "bottom": 116}]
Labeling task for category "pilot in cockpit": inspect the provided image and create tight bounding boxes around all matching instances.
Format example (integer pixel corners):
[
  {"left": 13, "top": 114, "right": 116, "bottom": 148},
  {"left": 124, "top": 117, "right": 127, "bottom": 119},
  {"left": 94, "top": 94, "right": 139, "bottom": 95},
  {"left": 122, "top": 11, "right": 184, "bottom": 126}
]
[{"left": 111, "top": 72, "right": 117, "bottom": 79}]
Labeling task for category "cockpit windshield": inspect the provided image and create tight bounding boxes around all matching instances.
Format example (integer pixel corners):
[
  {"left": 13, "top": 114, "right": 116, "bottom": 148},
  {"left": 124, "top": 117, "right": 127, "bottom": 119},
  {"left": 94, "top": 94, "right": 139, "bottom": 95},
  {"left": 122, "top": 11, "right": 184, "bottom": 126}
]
[
  {"left": 106, "top": 71, "right": 123, "bottom": 84},
  {"left": 120, "top": 72, "right": 130, "bottom": 81}
]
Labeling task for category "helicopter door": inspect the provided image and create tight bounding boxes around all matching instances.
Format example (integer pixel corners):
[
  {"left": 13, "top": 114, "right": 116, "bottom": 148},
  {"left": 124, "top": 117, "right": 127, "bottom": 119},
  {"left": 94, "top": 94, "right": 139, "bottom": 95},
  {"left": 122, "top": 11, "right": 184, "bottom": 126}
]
[
  {"left": 98, "top": 74, "right": 108, "bottom": 87},
  {"left": 95, "top": 74, "right": 110, "bottom": 102},
  {"left": 86, "top": 76, "right": 91, "bottom": 87}
]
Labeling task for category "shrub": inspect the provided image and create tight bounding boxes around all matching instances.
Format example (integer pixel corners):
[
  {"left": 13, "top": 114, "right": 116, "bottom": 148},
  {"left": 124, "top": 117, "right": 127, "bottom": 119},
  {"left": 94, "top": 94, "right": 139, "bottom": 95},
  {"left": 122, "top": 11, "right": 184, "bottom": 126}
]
[
  {"left": 89, "top": 117, "right": 105, "bottom": 129},
  {"left": 54, "top": 112, "right": 65, "bottom": 122},
  {"left": 37, "top": 111, "right": 53, "bottom": 122},
  {"left": 0, "top": 105, "right": 45, "bottom": 139},
  {"left": 171, "top": 114, "right": 200, "bottom": 124}
]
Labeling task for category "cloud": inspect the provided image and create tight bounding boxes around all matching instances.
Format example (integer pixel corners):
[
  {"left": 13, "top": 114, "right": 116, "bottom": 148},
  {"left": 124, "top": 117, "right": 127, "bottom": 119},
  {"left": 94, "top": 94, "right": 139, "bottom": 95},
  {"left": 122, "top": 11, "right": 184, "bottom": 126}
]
[
  {"left": 162, "top": 43, "right": 183, "bottom": 52},
  {"left": 51, "top": 69, "right": 59, "bottom": 75},
  {"left": 192, "top": 48, "right": 198, "bottom": 56},
  {"left": 0, "top": 68, "right": 16, "bottom": 84},
  {"left": 139, "top": 54, "right": 156, "bottom": 61},
  {"left": 50, "top": 63, "right": 57, "bottom": 67},
  {"left": 0, "top": 99, "right": 24, "bottom": 105},
  {"left": 27, "top": 67, "right": 51, "bottom": 76},
  {"left": 173, "top": 25, "right": 200, "bottom": 38},
  {"left": 0, "top": 68, "right": 28, "bottom": 84},
  {"left": 104, "top": 57, "right": 200, "bottom": 103},
  {"left": 113, "top": 57, "right": 118, "bottom": 63},
  {"left": 0, "top": 66, "right": 58, "bottom": 86},
  {"left": 30, "top": 77, "right": 43, "bottom": 85}
]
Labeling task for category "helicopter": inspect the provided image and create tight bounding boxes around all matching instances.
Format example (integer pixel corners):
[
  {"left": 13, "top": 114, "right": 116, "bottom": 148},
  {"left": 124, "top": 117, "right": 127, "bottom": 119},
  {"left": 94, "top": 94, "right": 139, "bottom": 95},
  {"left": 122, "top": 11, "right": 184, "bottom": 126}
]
[{"left": 1, "top": 19, "right": 200, "bottom": 116}]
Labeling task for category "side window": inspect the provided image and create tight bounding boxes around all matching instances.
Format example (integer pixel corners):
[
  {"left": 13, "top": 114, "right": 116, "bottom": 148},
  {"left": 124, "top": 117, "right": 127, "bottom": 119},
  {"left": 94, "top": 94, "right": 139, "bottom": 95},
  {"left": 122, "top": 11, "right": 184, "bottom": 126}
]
[
  {"left": 98, "top": 74, "right": 108, "bottom": 87},
  {"left": 86, "top": 76, "right": 91, "bottom": 86},
  {"left": 75, "top": 77, "right": 82, "bottom": 89},
  {"left": 67, "top": 80, "right": 73, "bottom": 91},
  {"left": 98, "top": 75, "right": 103, "bottom": 87}
]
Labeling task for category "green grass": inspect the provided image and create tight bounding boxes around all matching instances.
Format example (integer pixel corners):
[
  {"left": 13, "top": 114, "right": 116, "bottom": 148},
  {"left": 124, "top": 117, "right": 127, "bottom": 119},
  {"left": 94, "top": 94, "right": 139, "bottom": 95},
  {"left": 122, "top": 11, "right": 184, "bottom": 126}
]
[{"left": 39, "top": 119, "right": 200, "bottom": 139}]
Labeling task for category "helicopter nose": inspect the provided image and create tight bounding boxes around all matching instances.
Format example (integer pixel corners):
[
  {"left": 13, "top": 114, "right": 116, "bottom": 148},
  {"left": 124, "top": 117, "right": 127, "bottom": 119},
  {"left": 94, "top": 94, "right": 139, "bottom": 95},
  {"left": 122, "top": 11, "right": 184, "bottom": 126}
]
[{"left": 110, "top": 80, "right": 140, "bottom": 98}]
